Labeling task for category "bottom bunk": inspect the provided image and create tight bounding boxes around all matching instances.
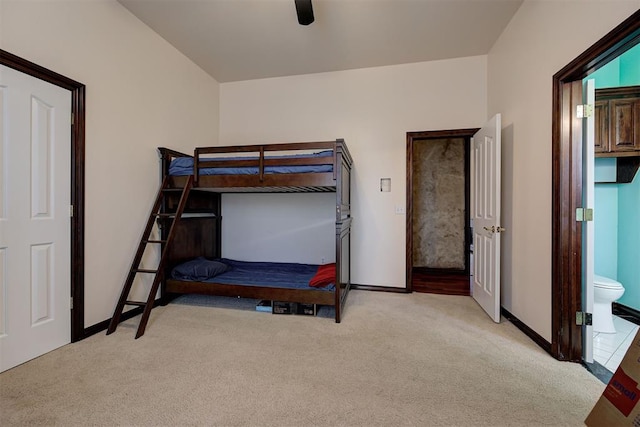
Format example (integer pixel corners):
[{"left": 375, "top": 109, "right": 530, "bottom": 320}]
[{"left": 164, "top": 257, "right": 349, "bottom": 322}]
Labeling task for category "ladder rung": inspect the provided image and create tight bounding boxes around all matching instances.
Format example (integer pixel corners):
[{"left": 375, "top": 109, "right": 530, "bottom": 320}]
[
  {"left": 162, "top": 188, "right": 183, "bottom": 192},
  {"left": 125, "top": 300, "right": 146, "bottom": 307},
  {"left": 143, "top": 239, "right": 167, "bottom": 244},
  {"left": 133, "top": 269, "right": 158, "bottom": 274},
  {"left": 155, "top": 213, "right": 175, "bottom": 218}
]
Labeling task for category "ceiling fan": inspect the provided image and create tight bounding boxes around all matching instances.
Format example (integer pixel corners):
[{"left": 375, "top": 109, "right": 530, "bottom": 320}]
[{"left": 295, "top": 0, "right": 314, "bottom": 26}]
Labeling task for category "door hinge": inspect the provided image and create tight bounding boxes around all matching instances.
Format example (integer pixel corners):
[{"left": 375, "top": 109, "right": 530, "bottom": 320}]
[
  {"left": 69, "top": 205, "right": 74, "bottom": 218},
  {"left": 576, "top": 311, "right": 592, "bottom": 326},
  {"left": 576, "top": 104, "right": 594, "bottom": 118},
  {"left": 70, "top": 297, "right": 74, "bottom": 310},
  {"left": 576, "top": 207, "right": 593, "bottom": 222},
  {"left": 71, "top": 113, "right": 75, "bottom": 125}
]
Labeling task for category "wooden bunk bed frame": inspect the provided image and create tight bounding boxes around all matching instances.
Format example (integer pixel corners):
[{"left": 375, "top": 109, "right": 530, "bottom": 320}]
[{"left": 157, "top": 139, "right": 352, "bottom": 322}]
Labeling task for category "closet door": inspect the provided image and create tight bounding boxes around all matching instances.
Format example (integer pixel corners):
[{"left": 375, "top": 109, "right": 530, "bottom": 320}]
[{"left": 0, "top": 65, "right": 72, "bottom": 372}]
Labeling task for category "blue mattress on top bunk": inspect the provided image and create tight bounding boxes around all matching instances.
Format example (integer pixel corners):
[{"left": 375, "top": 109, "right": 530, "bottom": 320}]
[
  {"left": 169, "top": 150, "right": 334, "bottom": 176},
  {"left": 170, "top": 257, "right": 335, "bottom": 291}
]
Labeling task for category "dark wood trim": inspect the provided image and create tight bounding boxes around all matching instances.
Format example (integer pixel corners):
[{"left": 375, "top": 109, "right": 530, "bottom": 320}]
[
  {"left": 596, "top": 85, "right": 640, "bottom": 100},
  {"left": 83, "top": 307, "right": 144, "bottom": 338},
  {"left": 551, "top": 10, "right": 640, "bottom": 361},
  {"left": 502, "top": 308, "right": 553, "bottom": 355},
  {"left": 406, "top": 128, "right": 482, "bottom": 140},
  {"left": 406, "top": 129, "right": 478, "bottom": 295},
  {"left": 406, "top": 133, "right": 414, "bottom": 292},
  {"left": 412, "top": 269, "right": 470, "bottom": 296},
  {"left": 83, "top": 298, "right": 168, "bottom": 338},
  {"left": 83, "top": 318, "right": 113, "bottom": 339},
  {"left": 552, "top": 80, "right": 585, "bottom": 362},
  {"left": 554, "top": 11, "right": 640, "bottom": 81},
  {"left": 350, "top": 284, "right": 410, "bottom": 293},
  {"left": 1, "top": 49, "right": 86, "bottom": 342},
  {"left": 612, "top": 302, "right": 640, "bottom": 326}
]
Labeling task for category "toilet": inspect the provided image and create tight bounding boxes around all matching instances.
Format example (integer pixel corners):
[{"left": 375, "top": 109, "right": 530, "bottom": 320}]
[{"left": 593, "top": 274, "right": 625, "bottom": 334}]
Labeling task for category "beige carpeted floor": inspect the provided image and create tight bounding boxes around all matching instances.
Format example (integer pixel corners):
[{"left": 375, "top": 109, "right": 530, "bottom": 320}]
[{"left": 0, "top": 291, "right": 603, "bottom": 426}]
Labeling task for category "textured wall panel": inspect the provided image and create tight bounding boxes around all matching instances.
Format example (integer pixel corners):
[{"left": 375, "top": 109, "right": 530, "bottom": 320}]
[{"left": 413, "top": 138, "right": 465, "bottom": 269}]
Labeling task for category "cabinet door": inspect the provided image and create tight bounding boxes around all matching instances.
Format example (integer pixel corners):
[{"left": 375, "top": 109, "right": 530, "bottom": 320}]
[
  {"left": 594, "top": 100, "right": 609, "bottom": 153},
  {"left": 610, "top": 98, "right": 640, "bottom": 152}
]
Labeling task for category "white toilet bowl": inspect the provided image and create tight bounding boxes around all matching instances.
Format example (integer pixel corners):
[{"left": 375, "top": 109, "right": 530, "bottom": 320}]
[{"left": 593, "top": 274, "right": 625, "bottom": 334}]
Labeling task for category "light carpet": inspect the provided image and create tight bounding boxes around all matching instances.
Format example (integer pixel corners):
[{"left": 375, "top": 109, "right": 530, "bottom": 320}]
[{"left": 0, "top": 291, "right": 604, "bottom": 426}]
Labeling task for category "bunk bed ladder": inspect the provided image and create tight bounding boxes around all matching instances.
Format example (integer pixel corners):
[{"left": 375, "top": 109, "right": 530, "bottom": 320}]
[{"left": 106, "top": 175, "right": 194, "bottom": 339}]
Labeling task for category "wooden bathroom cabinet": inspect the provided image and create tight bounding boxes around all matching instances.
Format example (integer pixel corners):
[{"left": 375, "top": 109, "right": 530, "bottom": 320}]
[{"left": 595, "top": 86, "right": 640, "bottom": 156}]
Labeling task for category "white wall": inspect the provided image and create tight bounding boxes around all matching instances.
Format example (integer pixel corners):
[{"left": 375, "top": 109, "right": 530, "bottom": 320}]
[
  {"left": 1, "top": 0, "right": 220, "bottom": 327},
  {"left": 222, "top": 193, "right": 336, "bottom": 265},
  {"left": 220, "top": 57, "right": 487, "bottom": 287},
  {"left": 487, "top": 1, "right": 640, "bottom": 341}
]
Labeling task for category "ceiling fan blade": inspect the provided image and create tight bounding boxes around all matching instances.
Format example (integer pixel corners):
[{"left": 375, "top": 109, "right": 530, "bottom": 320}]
[{"left": 295, "top": 0, "right": 314, "bottom": 26}]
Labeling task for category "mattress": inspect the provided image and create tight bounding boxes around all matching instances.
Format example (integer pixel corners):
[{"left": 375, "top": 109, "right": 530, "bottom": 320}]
[
  {"left": 171, "top": 258, "right": 335, "bottom": 291},
  {"left": 169, "top": 150, "right": 334, "bottom": 176}
]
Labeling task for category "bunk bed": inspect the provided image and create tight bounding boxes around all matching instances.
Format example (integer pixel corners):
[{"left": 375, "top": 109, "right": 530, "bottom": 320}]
[{"left": 156, "top": 139, "right": 353, "bottom": 323}]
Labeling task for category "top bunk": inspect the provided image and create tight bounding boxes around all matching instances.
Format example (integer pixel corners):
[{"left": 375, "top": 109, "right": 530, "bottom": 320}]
[{"left": 159, "top": 139, "right": 352, "bottom": 193}]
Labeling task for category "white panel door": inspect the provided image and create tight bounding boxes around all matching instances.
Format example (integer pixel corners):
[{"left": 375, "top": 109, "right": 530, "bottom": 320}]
[
  {"left": 582, "top": 79, "right": 595, "bottom": 364},
  {"left": 0, "top": 65, "right": 71, "bottom": 372},
  {"left": 472, "top": 114, "right": 502, "bottom": 322}
]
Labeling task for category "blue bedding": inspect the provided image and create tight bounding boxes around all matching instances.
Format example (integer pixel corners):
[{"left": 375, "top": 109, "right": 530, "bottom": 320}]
[
  {"left": 169, "top": 150, "right": 334, "bottom": 176},
  {"left": 171, "top": 258, "right": 335, "bottom": 291}
]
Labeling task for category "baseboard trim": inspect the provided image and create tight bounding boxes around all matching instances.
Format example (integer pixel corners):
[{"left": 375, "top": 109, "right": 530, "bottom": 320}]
[
  {"left": 501, "top": 307, "right": 553, "bottom": 356},
  {"left": 351, "top": 283, "right": 409, "bottom": 293},
  {"left": 85, "top": 291, "right": 558, "bottom": 348},
  {"left": 82, "top": 288, "right": 407, "bottom": 339},
  {"left": 81, "top": 301, "right": 163, "bottom": 340},
  {"left": 613, "top": 302, "right": 640, "bottom": 326}
]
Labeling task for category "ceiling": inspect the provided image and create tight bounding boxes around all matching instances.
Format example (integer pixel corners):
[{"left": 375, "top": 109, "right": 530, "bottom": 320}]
[{"left": 118, "top": 0, "right": 523, "bottom": 83}]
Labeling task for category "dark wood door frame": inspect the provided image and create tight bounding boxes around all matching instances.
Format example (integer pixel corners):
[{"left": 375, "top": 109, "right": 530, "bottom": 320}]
[
  {"left": 0, "top": 49, "right": 86, "bottom": 342},
  {"left": 552, "top": 10, "right": 640, "bottom": 361},
  {"left": 406, "top": 128, "right": 479, "bottom": 294}
]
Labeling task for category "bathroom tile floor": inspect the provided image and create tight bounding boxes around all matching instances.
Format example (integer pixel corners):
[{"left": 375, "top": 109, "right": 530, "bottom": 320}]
[{"left": 593, "top": 315, "right": 639, "bottom": 373}]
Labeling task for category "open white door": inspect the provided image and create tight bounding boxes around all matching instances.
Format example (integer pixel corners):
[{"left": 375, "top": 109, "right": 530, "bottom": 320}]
[
  {"left": 0, "top": 65, "right": 72, "bottom": 372},
  {"left": 471, "top": 114, "right": 502, "bottom": 322},
  {"left": 582, "top": 79, "right": 595, "bottom": 363}
]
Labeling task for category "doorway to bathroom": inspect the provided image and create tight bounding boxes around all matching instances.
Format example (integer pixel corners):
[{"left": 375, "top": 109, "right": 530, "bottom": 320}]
[
  {"left": 551, "top": 9, "right": 640, "bottom": 363},
  {"left": 585, "top": 59, "right": 640, "bottom": 373}
]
